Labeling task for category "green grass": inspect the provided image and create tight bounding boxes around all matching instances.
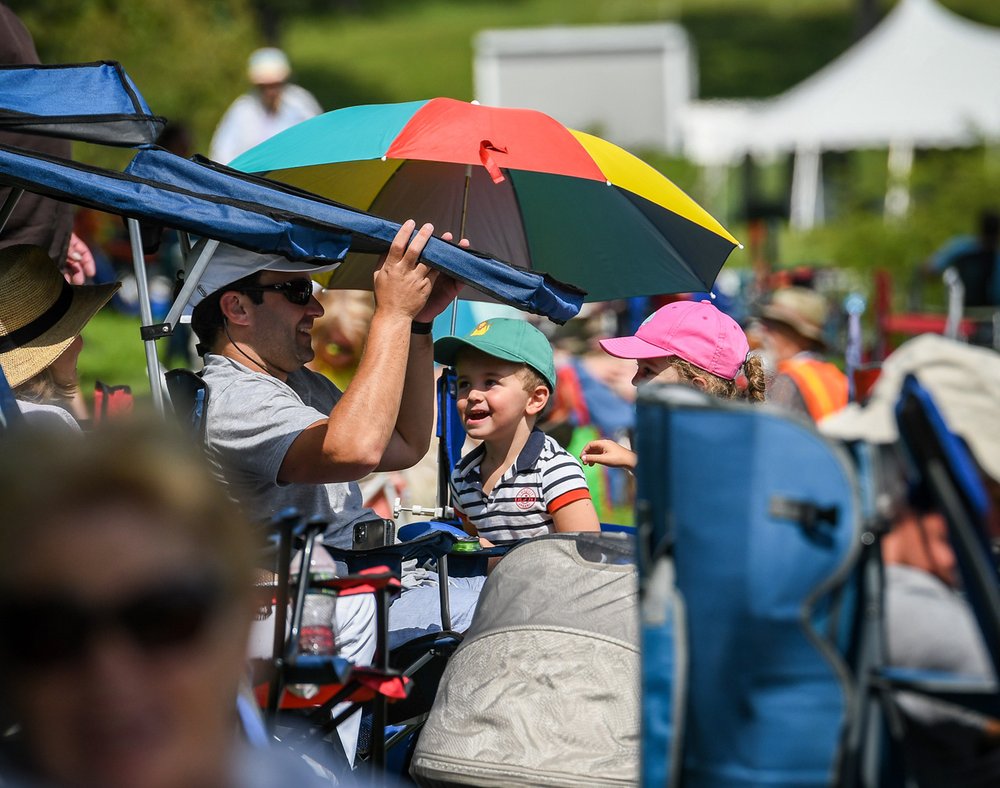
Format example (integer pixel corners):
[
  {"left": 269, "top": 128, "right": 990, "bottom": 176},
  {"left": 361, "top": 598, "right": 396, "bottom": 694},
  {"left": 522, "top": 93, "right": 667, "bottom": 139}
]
[{"left": 78, "top": 311, "right": 152, "bottom": 404}]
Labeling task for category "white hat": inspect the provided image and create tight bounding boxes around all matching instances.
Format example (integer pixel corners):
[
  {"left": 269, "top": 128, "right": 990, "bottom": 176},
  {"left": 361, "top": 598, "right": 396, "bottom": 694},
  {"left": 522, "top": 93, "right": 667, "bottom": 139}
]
[
  {"left": 247, "top": 48, "right": 291, "bottom": 85},
  {"left": 183, "top": 241, "right": 340, "bottom": 318},
  {"left": 820, "top": 334, "right": 1000, "bottom": 482}
]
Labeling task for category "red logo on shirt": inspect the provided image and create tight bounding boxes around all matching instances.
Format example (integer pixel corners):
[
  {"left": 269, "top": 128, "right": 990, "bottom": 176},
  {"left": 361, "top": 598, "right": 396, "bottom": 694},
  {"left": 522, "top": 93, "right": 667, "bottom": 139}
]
[{"left": 515, "top": 488, "right": 537, "bottom": 509}]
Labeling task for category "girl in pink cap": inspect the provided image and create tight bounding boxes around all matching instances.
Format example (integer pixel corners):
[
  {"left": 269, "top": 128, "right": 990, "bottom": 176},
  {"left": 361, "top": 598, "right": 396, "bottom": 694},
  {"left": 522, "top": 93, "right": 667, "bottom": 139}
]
[{"left": 581, "top": 300, "right": 766, "bottom": 470}]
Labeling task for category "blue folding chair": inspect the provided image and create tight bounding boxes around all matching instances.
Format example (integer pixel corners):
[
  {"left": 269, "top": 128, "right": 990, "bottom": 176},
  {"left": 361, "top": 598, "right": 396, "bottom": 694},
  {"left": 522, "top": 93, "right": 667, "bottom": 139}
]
[
  {"left": 634, "top": 385, "right": 861, "bottom": 788},
  {"left": 861, "top": 375, "right": 1000, "bottom": 785},
  {"left": 0, "top": 365, "right": 24, "bottom": 432}
]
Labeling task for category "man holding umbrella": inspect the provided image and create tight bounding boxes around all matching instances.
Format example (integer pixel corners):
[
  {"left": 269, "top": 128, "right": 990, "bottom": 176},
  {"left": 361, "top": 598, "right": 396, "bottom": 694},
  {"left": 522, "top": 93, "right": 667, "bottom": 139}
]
[
  {"left": 187, "top": 220, "right": 467, "bottom": 761},
  {"left": 188, "top": 218, "right": 464, "bottom": 539}
]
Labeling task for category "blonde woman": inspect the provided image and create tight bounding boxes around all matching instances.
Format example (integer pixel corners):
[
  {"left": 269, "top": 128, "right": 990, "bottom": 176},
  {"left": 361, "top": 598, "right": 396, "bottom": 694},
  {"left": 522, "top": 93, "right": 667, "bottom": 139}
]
[{"left": 0, "top": 244, "right": 118, "bottom": 426}]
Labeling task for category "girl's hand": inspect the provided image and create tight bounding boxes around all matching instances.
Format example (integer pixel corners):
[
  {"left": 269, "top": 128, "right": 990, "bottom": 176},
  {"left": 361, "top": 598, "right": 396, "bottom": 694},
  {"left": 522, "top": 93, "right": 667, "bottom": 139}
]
[{"left": 580, "top": 439, "right": 637, "bottom": 470}]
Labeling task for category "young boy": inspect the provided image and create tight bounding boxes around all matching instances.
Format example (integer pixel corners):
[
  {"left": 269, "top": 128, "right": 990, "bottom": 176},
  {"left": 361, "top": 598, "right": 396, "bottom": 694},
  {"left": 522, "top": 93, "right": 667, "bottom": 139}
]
[{"left": 434, "top": 318, "right": 600, "bottom": 543}]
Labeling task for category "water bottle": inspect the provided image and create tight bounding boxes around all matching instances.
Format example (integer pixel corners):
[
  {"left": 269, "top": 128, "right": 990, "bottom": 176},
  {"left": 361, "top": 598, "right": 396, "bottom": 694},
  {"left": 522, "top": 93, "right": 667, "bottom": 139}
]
[
  {"left": 289, "top": 575, "right": 338, "bottom": 700},
  {"left": 289, "top": 540, "right": 341, "bottom": 700},
  {"left": 299, "top": 581, "right": 337, "bottom": 655}
]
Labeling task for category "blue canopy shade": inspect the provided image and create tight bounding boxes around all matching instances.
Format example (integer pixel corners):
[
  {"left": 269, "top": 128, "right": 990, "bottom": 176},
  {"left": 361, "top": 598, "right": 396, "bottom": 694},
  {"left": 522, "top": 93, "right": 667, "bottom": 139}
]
[
  {"left": 124, "top": 149, "right": 582, "bottom": 322},
  {"left": 0, "top": 143, "right": 350, "bottom": 262},
  {"left": 0, "top": 62, "right": 165, "bottom": 146},
  {"left": 0, "top": 144, "right": 581, "bottom": 322}
]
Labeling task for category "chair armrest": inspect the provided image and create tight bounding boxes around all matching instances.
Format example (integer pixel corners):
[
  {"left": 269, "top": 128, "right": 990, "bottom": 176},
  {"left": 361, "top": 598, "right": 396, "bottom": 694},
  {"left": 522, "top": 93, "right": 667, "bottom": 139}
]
[{"left": 874, "top": 666, "right": 1000, "bottom": 717}]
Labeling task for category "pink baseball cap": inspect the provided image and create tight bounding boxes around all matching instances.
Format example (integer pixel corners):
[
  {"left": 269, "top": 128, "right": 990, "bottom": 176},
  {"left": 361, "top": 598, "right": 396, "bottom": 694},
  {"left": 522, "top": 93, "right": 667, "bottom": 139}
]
[{"left": 599, "top": 300, "right": 749, "bottom": 380}]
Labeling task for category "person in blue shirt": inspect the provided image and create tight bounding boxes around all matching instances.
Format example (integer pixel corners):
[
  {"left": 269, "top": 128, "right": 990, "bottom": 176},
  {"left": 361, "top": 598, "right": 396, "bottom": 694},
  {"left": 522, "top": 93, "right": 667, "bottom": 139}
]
[{"left": 927, "top": 210, "right": 1000, "bottom": 308}]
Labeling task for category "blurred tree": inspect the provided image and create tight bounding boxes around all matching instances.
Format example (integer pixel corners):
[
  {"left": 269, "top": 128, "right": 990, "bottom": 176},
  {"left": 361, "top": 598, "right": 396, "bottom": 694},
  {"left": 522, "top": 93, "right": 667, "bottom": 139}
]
[
  {"left": 854, "top": 0, "right": 880, "bottom": 37},
  {"left": 9, "top": 0, "right": 258, "bottom": 161},
  {"left": 248, "top": 0, "right": 359, "bottom": 44}
]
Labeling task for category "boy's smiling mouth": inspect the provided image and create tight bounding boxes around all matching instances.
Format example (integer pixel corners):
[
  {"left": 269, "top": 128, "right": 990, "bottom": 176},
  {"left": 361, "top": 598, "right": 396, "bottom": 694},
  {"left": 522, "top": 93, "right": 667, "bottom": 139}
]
[{"left": 464, "top": 406, "right": 490, "bottom": 425}]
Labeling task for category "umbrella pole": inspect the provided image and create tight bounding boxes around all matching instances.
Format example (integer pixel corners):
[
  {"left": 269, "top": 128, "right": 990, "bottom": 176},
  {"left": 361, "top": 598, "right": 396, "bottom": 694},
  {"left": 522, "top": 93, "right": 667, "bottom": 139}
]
[
  {"left": 438, "top": 166, "right": 474, "bottom": 513},
  {"left": 448, "top": 164, "right": 473, "bottom": 336}
]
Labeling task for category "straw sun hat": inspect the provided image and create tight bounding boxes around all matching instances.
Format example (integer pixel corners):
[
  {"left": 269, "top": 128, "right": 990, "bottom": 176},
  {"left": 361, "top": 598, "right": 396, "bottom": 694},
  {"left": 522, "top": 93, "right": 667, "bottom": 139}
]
[
  {"left": 760, "top": 287, "right": 829, "bottom": 345},
  {"left": 0, "top": 245, "right": 119, "bottom": 388}
]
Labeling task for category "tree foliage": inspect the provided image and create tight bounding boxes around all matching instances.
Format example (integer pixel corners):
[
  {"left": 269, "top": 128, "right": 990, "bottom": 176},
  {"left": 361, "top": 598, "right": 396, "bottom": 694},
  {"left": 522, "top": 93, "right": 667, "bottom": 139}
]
[{"left": 9, "top": 0, "right": 258, "bottom": 160}]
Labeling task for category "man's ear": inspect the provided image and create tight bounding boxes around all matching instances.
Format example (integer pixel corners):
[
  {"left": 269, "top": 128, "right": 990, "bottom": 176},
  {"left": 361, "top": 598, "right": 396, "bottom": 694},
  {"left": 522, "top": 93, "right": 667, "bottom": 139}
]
[
  {"left": 525, "top": 385, "right": 550, "bottom": 416},
  {"left": 219, "top": 291, "right": 251, "bottom": 326},
  {"left": 690, "top": 374, "right": 709, "bottom": 391}
]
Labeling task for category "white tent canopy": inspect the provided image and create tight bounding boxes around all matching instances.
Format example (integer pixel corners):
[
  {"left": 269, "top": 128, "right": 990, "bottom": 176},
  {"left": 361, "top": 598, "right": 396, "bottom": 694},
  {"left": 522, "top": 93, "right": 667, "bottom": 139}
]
[
  {"left": 749, "top": 0, "right": 1000, "bottom": 154},
  {"left": 682, "top": 0, "right": 1000, "bottom": 227},
  {"left": 754, "top": 0, "right": 1000, "bottom": 227}
]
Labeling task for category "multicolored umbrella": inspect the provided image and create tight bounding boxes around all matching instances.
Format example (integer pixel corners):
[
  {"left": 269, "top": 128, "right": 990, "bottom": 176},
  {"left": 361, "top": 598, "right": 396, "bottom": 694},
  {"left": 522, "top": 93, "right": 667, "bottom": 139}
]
[{"left": 231, "top": 97, "right": 740, "bottom": 302}]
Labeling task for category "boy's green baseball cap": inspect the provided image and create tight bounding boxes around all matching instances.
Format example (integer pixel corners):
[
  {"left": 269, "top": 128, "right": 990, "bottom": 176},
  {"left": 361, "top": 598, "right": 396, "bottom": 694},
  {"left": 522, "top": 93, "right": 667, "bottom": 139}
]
[{"left": 434, "top": 318, "right": 556, "bottom": 391}]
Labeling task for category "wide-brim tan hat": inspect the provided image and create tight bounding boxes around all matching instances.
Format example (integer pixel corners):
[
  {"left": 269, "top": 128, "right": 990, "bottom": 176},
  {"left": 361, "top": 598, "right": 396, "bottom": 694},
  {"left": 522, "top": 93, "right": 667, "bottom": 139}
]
[
  {"left": 760, "top": 286, "right": 829, "bottom": 345},
  {"left": 0, "top": 244, "right": 120, "bottom": 388},
  {"left": 820, "top": 334, "right": 1000, "bottom": 483}
]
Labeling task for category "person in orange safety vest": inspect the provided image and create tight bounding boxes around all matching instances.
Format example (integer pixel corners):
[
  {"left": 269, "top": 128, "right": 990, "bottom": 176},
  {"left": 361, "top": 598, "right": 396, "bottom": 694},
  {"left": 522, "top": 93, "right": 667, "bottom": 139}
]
[{"left": 758, "top": 286, "right": 847, "bottom": 422}]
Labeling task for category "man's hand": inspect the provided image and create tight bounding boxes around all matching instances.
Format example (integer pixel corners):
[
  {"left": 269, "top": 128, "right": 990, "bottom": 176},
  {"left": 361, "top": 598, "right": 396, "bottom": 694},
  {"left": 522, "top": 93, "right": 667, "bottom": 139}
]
[
  {"left": 413, "top": 229, "right": 468, "bottom": 323},
  {"left": 414, "top": 273, "right": 462, "bottom": 323},
  {"left": 580, "top": 439, "right": 637, "bottom": 470},
  {"left": 373, "top": 220, "right": 437, "bottom": 319}
]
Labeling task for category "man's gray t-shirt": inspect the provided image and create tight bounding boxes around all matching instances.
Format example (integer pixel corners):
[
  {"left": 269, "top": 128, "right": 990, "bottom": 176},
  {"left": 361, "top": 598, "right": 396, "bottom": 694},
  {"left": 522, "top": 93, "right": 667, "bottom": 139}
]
[{"left": 201, "top": 354, "right": 370, "bottom": 547}]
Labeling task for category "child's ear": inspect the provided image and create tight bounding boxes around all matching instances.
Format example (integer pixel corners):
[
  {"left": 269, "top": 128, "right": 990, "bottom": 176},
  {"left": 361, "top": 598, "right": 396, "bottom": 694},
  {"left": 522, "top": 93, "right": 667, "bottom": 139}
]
[{"left": 525, "top": 385, "right": 549, "bottom": 416}]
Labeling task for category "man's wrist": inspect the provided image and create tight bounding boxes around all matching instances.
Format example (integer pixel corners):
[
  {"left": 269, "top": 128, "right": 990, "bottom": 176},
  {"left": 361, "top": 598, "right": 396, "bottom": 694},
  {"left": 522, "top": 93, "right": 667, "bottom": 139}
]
[{"left": 410, "top": 320, "right": 433, "bottom": 335}]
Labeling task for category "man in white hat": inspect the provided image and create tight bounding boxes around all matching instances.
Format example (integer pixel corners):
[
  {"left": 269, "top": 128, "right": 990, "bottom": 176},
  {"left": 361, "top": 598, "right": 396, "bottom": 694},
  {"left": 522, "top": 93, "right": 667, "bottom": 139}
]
[
  {"left": 821, "top": 334, "right": 1000, "bottom": 785},
  {"left": 758, "top": 286, "right": 848, "bottom": 422},
  {"left": 188, "top": 222, "right": 475, "bottom": 764},
  {"left": 208, "top": 46, "right": 322, "bottom": 165}
]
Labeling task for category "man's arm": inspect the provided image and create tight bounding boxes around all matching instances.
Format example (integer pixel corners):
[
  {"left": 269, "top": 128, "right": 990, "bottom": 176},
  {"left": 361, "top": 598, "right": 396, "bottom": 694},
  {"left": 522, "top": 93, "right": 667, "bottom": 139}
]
[
  {"left": 374, "top": 330, "right": 435, "bottom": 471},
  {"left": 375, "top": 232, "right": 465, "bottom": 471},
  {"left": 278, "top": 221, "right": 438, "bottom": 484}
]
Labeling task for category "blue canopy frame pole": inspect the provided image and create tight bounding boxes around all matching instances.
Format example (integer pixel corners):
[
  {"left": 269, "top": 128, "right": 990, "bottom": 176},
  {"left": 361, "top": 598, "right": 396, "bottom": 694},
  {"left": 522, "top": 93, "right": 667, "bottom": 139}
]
[
  {"left": 0, "top": 187, "right": 22, "bottom": 233},
  {"left": 127, "top": 217, "right": 165, "bottom": 414},
  {"left": 163, "top": 238, "right": 220, "bottom": 330},
  {"left": 0, "top": 142, "right": 582, "bottom": 417}
]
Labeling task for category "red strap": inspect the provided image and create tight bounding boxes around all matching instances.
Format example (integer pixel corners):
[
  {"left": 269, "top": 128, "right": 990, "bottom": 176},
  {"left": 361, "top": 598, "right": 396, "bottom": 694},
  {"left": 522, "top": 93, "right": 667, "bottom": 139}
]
[{"left": 479, "top": 140, "right": 507, "bottom": 184}]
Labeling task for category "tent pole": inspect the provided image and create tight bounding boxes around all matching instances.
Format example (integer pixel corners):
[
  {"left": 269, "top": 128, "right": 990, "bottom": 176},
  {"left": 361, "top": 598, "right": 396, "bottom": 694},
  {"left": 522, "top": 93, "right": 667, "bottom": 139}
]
[
  {"left": 790, "top": 146, "right": 821, "bottom": 230},
  {"left": 883, "top": 140, "right": 913, "bottom": 222},
  {"left": 127, "top": 218, "right": 165, "bottom": 415}
]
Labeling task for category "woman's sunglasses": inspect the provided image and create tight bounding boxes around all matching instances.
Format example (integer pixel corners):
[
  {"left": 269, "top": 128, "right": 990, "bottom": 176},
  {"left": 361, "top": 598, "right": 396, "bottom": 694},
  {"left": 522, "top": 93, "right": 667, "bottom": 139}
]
[
  {"left": 0, "top": 575, "right": 228, "bottom": 671},
  {"left": 237, "top": 278, "right": 314, "bottom": 306}
]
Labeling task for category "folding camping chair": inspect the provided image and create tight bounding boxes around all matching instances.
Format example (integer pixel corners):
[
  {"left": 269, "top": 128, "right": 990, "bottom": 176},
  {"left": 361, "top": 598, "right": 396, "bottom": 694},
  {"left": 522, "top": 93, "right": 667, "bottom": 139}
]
[
  {"left": 634, "top": 385, "right": 862, "bottom": 788},
  {"left": 250, "top": 509, "right": 412, "bottom": 776},
  {"left": 0, "top": 365, "right": 24, "bottom": 432},
  {"left": 859, "top": 375, "right": 1000, "bottom": 785}
]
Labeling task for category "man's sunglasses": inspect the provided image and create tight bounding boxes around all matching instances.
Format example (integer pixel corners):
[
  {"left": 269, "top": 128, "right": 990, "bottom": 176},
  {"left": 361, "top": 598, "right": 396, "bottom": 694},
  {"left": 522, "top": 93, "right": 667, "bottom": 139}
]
[
  {"left": 0, "top": 575, "right": 228, "bottom": 671},
  {"left": 237, "top": 278, "right": 314, "bottom": 306}
]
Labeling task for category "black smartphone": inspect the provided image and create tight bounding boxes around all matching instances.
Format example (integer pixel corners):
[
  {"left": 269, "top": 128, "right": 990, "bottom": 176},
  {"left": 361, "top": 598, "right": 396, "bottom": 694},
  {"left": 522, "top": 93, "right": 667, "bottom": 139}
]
[{"left": 353, "top": 518, "right": 397, "bottom": 550}]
